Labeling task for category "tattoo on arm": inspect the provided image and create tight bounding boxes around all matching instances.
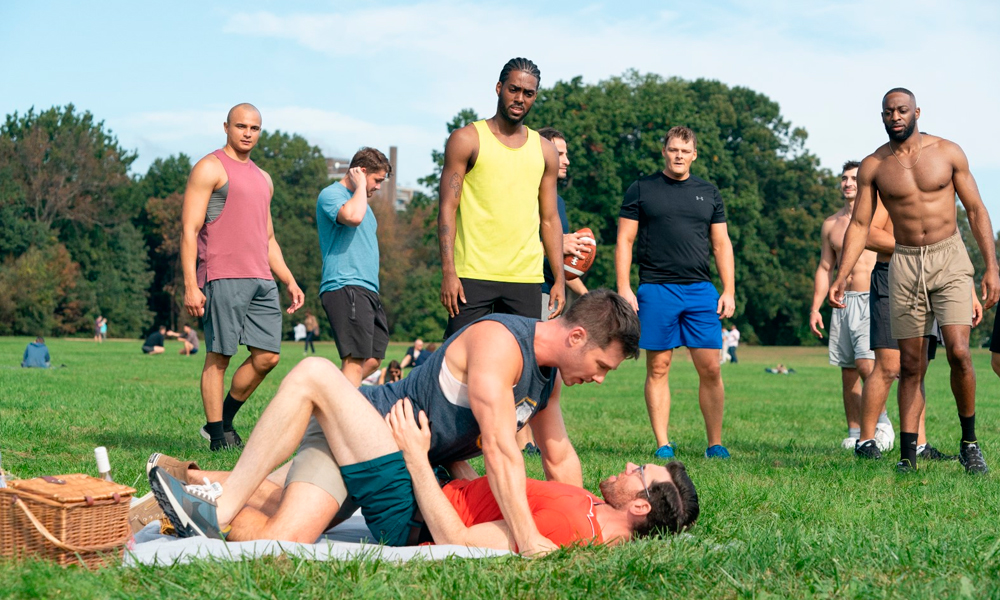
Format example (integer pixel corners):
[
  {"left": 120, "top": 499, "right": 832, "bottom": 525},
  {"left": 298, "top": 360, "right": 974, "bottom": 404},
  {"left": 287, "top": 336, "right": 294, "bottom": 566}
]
[{"left": 449, "top": 173, "right": 463, "bottom": 200}]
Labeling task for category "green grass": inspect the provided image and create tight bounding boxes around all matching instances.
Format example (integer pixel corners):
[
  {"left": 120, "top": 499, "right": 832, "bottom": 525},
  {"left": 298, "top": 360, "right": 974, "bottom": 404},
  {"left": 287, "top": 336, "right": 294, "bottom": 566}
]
[{"left": 2, "top": 337, "right": 1000, "bottom": 599}]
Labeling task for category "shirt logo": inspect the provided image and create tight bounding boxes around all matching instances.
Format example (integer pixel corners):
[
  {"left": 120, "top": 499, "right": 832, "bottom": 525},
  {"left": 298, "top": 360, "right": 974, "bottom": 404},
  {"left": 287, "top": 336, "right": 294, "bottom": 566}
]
[{"left": 695, "top": 195, "right": 705, "bottom": 201}]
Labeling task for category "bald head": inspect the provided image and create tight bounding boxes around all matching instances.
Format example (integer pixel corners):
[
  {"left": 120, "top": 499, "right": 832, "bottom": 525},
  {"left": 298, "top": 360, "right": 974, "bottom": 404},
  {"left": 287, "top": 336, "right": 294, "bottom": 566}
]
[{"left": 227, "top": 103, "right": 261, "bottom": 125}]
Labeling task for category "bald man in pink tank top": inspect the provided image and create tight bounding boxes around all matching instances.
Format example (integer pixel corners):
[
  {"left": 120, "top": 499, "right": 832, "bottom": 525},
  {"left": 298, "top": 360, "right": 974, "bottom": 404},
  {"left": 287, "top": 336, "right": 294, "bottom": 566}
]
[{"left": 180, "top": 103, "right": 304, "bottom": 451}]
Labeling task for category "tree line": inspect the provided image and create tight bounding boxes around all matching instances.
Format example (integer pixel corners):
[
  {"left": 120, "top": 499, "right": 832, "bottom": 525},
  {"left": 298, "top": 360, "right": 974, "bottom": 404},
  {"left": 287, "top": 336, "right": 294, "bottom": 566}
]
[{"left": 2, "top": 72, "right": 993, "bottom": 345}]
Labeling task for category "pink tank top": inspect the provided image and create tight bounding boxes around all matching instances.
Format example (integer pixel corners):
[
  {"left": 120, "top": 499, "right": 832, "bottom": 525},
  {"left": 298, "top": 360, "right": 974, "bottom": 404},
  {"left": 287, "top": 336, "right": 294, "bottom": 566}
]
[{"left": 197, "top": 150, "right": 273, "bottom": 287}]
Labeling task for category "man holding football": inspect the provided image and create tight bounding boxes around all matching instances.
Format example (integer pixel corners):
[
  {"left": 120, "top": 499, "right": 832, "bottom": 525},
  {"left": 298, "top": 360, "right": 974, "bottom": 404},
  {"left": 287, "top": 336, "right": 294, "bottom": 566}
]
[{"left": 615, "top": 126, "right": 736, "bottom": 460}]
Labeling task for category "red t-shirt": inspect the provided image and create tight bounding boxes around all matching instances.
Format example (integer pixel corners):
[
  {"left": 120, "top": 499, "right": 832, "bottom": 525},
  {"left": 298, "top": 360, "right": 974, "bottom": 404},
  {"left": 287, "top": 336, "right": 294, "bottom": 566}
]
[{"left": 442, "top": 478, "right": 604, "bottom": 547}]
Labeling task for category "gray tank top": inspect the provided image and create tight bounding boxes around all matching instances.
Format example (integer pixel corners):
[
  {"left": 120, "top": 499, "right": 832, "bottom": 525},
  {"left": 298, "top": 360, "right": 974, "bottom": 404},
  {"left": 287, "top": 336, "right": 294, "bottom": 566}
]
[
  {"left": 361, "top": 314, "right": 555, "bottom": 464},
  {"left": 206, "top": 182, "right": 229, "bottom": 223}
]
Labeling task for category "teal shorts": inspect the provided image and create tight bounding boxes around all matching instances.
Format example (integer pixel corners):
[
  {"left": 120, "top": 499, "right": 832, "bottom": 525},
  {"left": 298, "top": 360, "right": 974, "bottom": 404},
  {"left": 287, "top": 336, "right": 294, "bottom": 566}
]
[{"left": 340, "top": 452, "right": 417, "bottom": 546}]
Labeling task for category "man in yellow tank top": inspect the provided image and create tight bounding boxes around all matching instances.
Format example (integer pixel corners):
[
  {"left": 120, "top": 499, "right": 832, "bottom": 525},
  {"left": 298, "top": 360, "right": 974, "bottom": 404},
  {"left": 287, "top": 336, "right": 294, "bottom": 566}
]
[{"left": 438, "top": 57, "right": 566, "bottom": 339}]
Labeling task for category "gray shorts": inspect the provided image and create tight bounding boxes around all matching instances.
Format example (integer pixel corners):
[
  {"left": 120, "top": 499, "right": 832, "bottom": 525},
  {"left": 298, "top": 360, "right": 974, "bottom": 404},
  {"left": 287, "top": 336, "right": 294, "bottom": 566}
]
[
  {"left": 828, "top": 291, "right": 874, "bottom": 367},
  {"left": 203, "top": 278, "right": 282, "bottom": 356},
  {"left": 285, "top": 418, "right": 358, "bottom": 521}
]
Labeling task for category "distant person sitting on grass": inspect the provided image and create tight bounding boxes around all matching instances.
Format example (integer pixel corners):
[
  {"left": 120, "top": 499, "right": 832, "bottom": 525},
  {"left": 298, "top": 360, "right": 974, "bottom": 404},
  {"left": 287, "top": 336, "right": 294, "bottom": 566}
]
[
  {"left": 167, "top": 325, "right": 200, "bottom": 356},
  {"left": 21, "top": 337, "right": 50, "bottom": 368},
  {"left": 765, "top": 364, "right": 793, "bottom": 375},
  {"left": 142, "top": 326, "right": 169, "bottom": 355}
]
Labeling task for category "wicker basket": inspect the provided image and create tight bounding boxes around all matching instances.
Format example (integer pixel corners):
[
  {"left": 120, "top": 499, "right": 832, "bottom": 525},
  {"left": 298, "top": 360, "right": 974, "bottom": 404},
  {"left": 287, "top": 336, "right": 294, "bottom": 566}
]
[{"left": 0, "top": 474, "right": 135, "bottom": 569}]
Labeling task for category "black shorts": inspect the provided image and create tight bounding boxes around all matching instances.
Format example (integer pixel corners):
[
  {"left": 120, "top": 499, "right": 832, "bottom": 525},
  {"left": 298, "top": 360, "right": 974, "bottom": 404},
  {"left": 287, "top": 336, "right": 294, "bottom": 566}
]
[
  {"left": 141, "top": 345, "right": 155, "bottom": 354},
  {"left": 870, "top": 262, "right": 938, "bottom": 360},
  {"left": 444, "top": 279, "right": 541, "bottom": 339},
  {"left": 321, "top": 286, "right": 389, "bottom": 360},
  {"left": 990, "top": 310, "right": 1000, "bottom": 354}
]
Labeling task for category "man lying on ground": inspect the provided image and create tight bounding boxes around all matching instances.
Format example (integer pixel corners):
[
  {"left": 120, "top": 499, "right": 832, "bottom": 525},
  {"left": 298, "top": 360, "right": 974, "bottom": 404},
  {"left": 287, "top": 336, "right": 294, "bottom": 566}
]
[
  {"left": 149, "top": 290, "right": 640, "bottom": 556},
  {"left": 144, "top": 401, "right": 699, "bottom": 549}
]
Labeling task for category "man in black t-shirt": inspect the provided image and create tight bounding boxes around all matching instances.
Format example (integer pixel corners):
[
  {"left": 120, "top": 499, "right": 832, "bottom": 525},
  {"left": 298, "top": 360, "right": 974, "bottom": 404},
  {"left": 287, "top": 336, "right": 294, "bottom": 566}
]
[
  {"left": 615, "top": 126, "right": 736, "bottom": 460},
  {"left": 142, "top": 326, "right": 168, "bottom": 355}
]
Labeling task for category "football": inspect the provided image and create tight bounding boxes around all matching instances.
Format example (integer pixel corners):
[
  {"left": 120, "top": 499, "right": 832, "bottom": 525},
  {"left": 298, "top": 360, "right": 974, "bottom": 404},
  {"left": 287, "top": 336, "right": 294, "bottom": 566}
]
[{"left": 563, "top": 227, "right": 597, "bottom": 281}]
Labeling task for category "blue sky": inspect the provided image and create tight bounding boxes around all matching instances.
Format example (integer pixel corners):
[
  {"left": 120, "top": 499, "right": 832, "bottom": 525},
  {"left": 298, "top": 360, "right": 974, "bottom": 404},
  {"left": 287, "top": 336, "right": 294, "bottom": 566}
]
[{"left": 2, "top": 0, "right": 999, "bottom": 220}]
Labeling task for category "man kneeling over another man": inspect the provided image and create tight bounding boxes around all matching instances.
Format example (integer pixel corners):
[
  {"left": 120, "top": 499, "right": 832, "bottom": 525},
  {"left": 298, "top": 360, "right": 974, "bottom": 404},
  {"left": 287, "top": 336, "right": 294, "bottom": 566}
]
[{"left": 148, "top": 290, "right": 698, "bottom": 553}]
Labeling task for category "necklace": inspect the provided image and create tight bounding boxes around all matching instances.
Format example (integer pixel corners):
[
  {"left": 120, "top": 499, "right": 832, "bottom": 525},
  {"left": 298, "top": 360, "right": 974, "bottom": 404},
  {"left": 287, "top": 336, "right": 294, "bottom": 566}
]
[{"left": 889, "top": 136, "right": 922, "bottom": 169}]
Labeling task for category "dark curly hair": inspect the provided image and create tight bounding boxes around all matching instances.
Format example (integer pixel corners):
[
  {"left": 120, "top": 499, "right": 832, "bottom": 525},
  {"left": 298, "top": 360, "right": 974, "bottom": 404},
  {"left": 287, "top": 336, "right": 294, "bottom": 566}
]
[
  {"left": 499, "top": 57, "right": 540, "bottom": 85},
  {"left": 632, "top": 461, "right": 700, "bottom": 537}
]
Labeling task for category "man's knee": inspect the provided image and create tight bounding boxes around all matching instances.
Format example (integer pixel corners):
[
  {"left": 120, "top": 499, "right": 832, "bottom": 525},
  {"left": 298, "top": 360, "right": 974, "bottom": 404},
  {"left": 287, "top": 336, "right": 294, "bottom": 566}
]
[
  {"left": 695, "top": 360, "right": 721, "bottom": 382},
  {"left": 898, "top": 353, "right": 925, "bottom": 380},
  {"left": 252, "top": 351, "right": 281, "bottom": 373},
  {"left": 945, "top": 345, "right": 972, "bottom": 371},
  {"left": 646, "top": 352, "right": 672, "bottom": 378}
]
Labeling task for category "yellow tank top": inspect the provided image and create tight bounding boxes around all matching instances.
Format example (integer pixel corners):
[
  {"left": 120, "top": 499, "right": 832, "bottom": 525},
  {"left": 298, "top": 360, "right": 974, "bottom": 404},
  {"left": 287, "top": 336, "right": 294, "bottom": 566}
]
[{"left": 455, "top": 120, "right": 546, "bottom": 283}]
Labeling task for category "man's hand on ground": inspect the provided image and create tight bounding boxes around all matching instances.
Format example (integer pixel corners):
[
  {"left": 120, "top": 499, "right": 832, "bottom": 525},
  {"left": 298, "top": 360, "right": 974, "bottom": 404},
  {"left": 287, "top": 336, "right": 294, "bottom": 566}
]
[
  {"left": 519, "top": 533, "right": 559, "bottom": 558},
  {"left": 387, "top": 398, "right": 431, "bottom": 461},
  {"left": 440, "top": 272, "right": 466, "bottom": 317}
]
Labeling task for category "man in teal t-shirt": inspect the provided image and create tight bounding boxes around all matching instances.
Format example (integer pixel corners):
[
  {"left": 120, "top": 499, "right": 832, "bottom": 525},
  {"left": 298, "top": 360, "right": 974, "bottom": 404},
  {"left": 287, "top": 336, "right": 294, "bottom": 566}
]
[{"left": 316, "top": 147, "right": 392, "bottom": 387}]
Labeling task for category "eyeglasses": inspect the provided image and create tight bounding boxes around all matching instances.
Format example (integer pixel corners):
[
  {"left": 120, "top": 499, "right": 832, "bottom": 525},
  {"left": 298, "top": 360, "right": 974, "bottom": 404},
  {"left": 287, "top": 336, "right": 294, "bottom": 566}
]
[{"left": 637, "top": 464, "right": 650, "bottom": 500}]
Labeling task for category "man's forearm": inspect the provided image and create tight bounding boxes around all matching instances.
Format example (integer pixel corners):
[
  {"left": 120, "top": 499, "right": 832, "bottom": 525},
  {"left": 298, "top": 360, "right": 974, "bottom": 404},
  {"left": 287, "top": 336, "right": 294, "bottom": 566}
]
[
  {"left": 481, "top": 442, "right": 541, "bottom": 550},
  {"left": 837, "top": 223, "right": 871, "bottom": 280},
  {"left": 402, "top": 454, "right": 472, "bottom": 545},
  {"left": 180, "top": 230, "right": 199, "bottom": 289},
  {"left": 567, "top": 278, "right": 587, "bottom": 296},
  {"left": 714, "top": 239, "right": 735, "bottom": 295},
  {"left": 810, "top": 268, "right": 831, "bottom": 312},
  {"left": 614, "top": 243, "right": 633, "bottom": 290},
  {"left": 267, "top": 237, "right": 296, "bottom": 285},
  {"left": 968, "top": 208, "right": 999, "bottom": 270},
  {"left": 438, "top": 209, "right": 458, "bottom": 274},
  {"left": 541, "top": 217, "right": 565, "bottom": 288},
  {"left": 542, "top": 447, "right": 583, "bottom": 487}
]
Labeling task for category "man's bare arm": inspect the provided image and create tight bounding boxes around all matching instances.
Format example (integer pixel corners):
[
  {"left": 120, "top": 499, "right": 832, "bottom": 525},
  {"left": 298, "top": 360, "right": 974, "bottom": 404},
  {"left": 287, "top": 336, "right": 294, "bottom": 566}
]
[
  {"left": 951, "top": 142, "right": 1000, "bottom": 309},
  {"left": 529, "top": 380, "right": 583, "bottom": 487},
  {"left": 615, "top": 218, "right": 639, "bottom": 312},
  {"left": 710, "top": 222, "right": 735, "bottom": 319},
  {"left": 809, "top": 218, "right": 836, "bottom": 338},
  {"left": 180, "top": 157, "right": 219, "bottom": 317},
  {"left": 387, "top": 400, "right": 513, "bottom": 550},
  {"left": 466, "top": 324, "right": 557, "bottom": 557},
  {"left": 259, "top": 170, "right": 303, "bottom": 314},
  {"left": 438, "top": 128, "right": 476, "bottom": 317},
  {"left": 539, "top": 139, "right": 566, "bottom": 318},
  {"left": 830, "top": 158, "right": 878, "bottom": 308},
  {"left": 336, "top": 167, "right": 371, "bottom": 227},
  {"left": 866, "top": 200, "right": 896, "bottom": 254}
]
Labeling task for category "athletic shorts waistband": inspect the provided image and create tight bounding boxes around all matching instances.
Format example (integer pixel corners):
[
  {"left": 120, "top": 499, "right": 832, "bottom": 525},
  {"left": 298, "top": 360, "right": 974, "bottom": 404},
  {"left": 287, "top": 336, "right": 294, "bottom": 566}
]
[
  {"left": 842, "top": 291, "right": 869, "bottom": 298},
  {"left": 893, "top": 231, "right": 962, "bottom": 256}
]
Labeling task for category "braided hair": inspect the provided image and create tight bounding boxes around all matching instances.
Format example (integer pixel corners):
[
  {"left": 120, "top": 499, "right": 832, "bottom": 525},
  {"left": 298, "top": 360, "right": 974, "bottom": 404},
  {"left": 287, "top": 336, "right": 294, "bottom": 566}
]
[{"left": 499, "top": 57, "right": 541, "bottom": 85}]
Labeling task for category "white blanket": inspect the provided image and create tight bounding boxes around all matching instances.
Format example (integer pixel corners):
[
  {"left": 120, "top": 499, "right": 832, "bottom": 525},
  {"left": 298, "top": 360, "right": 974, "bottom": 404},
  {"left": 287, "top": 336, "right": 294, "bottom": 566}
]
[{"left": 125, "top": 511, "right": 511, "bottom": 566}]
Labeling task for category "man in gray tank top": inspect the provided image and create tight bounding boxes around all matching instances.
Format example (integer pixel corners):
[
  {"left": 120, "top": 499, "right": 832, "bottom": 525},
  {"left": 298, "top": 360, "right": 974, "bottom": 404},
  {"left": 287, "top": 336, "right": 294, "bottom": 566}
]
[{"left": 149, "top": 290, "right": 639, "bottom": 556}]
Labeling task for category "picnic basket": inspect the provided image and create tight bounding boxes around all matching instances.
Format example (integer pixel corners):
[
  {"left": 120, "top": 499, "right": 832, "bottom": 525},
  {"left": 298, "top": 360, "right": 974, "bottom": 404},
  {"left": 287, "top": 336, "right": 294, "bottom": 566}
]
[{"left": 0, "top": 474, "right": 135, "bottom": 569}]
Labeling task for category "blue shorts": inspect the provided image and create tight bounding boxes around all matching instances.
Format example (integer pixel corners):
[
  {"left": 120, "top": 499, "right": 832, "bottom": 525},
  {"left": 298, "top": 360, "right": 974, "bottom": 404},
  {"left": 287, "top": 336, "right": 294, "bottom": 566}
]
[{"left": 637, "top": 282, "right": 722, "bottom": 351}]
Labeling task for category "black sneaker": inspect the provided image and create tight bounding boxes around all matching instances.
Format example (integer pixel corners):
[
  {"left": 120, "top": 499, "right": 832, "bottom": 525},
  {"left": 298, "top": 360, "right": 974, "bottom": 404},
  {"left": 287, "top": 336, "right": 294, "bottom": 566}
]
[
  {"left": 223, "top": 428, "right": 244, "bottom": 448},
  {"left": 895, "top": 459, "right": 916, "bottom": 473},
  {"left": 522, "top": 443, "right": 541, "bottom": 457},
  {"left": 918, "top": 443, "right": 957, "bottom": 461},
  {"left": 202, "top": 427, "right": 243, "bottom": 452},
  {"left": 855, "top": 439, "right": 882, "bottom": 460},
  {"left": 959, "top": 443, "right": 989, "bottom": 474}
]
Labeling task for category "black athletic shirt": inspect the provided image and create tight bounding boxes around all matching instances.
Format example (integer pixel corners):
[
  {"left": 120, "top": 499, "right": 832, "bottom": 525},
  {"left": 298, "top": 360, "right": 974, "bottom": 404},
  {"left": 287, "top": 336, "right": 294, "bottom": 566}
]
[
  {"left": 144, "top": 331, "right": 165, "bottom": 347},
  {"left": 619, "top": 172, "right": 726, "bottom": 285}
]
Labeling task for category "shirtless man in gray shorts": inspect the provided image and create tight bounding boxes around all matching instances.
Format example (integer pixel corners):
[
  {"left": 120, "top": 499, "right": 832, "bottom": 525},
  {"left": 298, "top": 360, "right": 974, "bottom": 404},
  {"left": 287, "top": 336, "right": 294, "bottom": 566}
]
[
  {"left": 832, "top": 88, "right": 999, "bottom": 474},
  {"left": 810, "top": 161, "right": 884, "bottom": 450}
]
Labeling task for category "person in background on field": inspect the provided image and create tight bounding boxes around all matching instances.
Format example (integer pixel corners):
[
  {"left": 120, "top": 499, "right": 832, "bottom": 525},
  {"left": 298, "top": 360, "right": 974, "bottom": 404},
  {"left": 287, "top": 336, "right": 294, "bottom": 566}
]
[
  {"left": 400, "top": 339, "right": 424, "bottom": 370},
  {"left": 94, "top": 316, "right": 106, "bottom": 343},
  {"left": 142, "top": 326, "right": 169, "bottom": 355},
  {"left": 726, "top": 325, "right": 740, "bottom": 364},
  {"left": 304, "top": 311, "right": 319, "bottom": 355},
  {"left": 21, "top": 336, "right": 50, "bottom": 368},
  {"left": 167, "top": 324, "right": 200, "bottom": 356}
]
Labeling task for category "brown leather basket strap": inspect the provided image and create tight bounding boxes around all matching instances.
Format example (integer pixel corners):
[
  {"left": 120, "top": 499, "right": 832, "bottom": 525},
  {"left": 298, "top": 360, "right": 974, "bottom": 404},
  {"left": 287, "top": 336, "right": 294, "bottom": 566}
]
[{"left": 13, "top": 496, "right": 126, "bottom": 553}]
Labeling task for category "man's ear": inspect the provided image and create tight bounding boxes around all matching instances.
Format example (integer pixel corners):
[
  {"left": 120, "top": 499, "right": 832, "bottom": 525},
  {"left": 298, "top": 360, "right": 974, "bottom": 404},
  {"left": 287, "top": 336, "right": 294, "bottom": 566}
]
[
  {"left": 496, "top": 81, "right": 502, "bottom": 97},
  {"left": 628, "top": 498, "right": 651, "bottom": 518},
  {"left": 568, "top": 325, "right": 588, "bottom": 348}
]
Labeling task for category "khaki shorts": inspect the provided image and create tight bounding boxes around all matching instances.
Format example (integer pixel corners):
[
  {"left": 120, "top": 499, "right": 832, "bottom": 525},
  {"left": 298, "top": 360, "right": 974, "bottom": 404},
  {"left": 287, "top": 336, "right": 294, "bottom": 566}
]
[
  {"left": 889, "top": 231, "right": 974, "bottom": 340},
  {"left": 285, "top": 418, "right": 358, "bottom": 521}
]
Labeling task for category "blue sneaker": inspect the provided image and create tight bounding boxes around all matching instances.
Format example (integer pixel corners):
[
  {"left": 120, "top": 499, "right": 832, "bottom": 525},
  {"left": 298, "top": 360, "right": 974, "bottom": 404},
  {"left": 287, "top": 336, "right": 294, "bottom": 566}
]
[
  {"left": 148, "top": 466, "right": 225, "bottom": 539},
  {"left": 654, "top": 443, "right": 676, "bottom": 459},
  {"left": 705, "top": 445, "right": 731, "bottom": 459}
]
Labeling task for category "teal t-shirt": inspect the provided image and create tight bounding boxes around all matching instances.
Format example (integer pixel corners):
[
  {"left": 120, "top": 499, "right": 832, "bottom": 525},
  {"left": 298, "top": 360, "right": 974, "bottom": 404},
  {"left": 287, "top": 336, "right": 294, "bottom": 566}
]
[{"left": 317, "top": 182, "right": 380, "bottom": 294}]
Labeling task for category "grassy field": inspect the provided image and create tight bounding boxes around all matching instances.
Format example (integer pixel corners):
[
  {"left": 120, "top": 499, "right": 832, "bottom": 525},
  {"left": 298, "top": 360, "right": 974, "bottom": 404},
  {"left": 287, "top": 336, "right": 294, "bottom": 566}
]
[{"left": 2, "top": 336, "right": 1000, "bottom": 599}]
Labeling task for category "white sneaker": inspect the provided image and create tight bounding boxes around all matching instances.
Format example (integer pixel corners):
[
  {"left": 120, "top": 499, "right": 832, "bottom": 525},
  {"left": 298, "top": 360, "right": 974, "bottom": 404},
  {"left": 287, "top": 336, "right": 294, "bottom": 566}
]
[
  {"left": 842, "top": 437, "right": 859, "bottom": 450},
  {"left": 874, "top": 422, "right": 895, "bottom": 452}
]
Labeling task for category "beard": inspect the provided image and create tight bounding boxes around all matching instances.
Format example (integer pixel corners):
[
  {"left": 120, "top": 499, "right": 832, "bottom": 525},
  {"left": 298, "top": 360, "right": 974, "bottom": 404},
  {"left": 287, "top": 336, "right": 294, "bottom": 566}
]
[
  {"left": 598, "top": 478, "right": 633, "bottom": 509},
  {"left": 497, "top": 100, "right": 527, "bottom": 125},
  {"left": 885, "top": 117, "right": 916, "bottom": 142}
]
